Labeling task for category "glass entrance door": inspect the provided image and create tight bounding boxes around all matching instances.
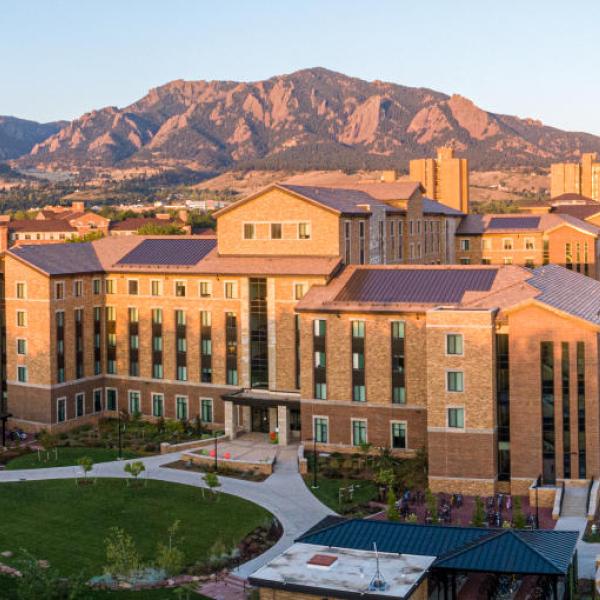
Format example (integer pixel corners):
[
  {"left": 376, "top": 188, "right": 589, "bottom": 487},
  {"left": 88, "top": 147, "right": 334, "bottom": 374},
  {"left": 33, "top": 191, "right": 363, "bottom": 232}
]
[{"left": 251, "top": 407, "right": 270, "bottom": 433}]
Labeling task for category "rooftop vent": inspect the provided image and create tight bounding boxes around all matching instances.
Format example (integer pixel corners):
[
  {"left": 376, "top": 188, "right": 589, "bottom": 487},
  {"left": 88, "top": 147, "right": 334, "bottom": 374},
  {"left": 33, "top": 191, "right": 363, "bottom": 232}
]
[{"left": 307, "top": 554, "right": 338, "bottom": 570}]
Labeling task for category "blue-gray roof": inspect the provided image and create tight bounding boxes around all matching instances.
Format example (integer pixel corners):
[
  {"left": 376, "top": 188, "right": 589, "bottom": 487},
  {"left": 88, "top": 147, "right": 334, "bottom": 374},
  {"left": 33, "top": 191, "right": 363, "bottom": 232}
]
[
  {"left": 297, "top": 519, "right": 578, "bottom": 576},
  {"left": 529, "top": 264, "right": 600, "bottom": 326},
  {"left": 116, "top": 238, "right": 216, "bottom": 266},
  {"left": 281, "top": 184, "right": 386, "bottom": 214},
  {"left": 9, "top": 243, "right": 103, "bottom": 275},
  {"left": 422, "top": 198, "right": 464, "bottom": 216}
]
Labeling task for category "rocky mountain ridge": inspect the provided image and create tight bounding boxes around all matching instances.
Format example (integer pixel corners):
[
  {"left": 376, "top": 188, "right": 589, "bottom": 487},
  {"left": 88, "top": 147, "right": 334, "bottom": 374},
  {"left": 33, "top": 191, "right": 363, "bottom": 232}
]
[{"left": 9, "top": 68, "right": 600, "bottom": 172}]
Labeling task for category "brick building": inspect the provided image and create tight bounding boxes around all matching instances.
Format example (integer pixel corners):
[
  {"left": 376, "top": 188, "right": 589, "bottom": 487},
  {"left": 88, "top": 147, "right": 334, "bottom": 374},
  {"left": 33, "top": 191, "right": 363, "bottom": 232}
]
[
  {"left": 4, "top": 180, "right": 600, "bottom": 496},
  {"left": 551, "top": 152, "right": 600, "bottom": 201}
]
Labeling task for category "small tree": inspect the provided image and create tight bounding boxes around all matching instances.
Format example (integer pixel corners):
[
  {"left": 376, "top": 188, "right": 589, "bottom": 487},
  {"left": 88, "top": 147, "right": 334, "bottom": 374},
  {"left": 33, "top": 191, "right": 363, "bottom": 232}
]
[
  {"left": 203, "top": 471, "right": 221, "bottom": 499},
  {"left": 156, "top": 520, "right": 185, "bottom": 576},
  {"left": 77, "top": 456, "right": 94, "bottom": 481},
  {"left": 512, "top": 496, "right": 526, "bottom": 529},
  {"left": 472, "top": 496, "right": 485, "bottom": 527},
  {"left": 359, "top": 441, "right": 373, "bottom": 470},
  {"left": 104, "top": 527, "right": 141, "bottom": 579},
  {"left": 425, "top": 488, "right": 438, "bottom": 522},
  {"left": 386, "top": 488, "right": 400, "bottom": 521},
  {"left": 124, "top": 461, "right": 145, "bottom": 484}
]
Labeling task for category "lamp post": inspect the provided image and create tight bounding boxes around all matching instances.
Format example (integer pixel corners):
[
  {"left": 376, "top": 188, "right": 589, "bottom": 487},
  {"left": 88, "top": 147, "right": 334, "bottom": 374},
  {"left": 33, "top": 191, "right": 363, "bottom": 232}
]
[
  {"left": 117, "top": 409, "right": 123, "bottom": 460},
  {"left": 214, "top": 429, "right": 218, "bottom": 472},
  {"left": 311, "top": 437, "right": 318, "bottom": 489}
]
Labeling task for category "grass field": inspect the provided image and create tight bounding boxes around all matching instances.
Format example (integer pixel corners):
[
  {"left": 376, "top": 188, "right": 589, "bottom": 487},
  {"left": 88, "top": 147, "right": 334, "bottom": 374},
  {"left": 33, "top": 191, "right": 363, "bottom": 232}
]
[
  {"left": 5, "top": 447, "right": 140, "bottom": 470},
  {"left": 303, "top": 475, "right": 378, "bottom": 512},
  {"left": 0, "top": 479, "right": 271, "bottom": 578}
]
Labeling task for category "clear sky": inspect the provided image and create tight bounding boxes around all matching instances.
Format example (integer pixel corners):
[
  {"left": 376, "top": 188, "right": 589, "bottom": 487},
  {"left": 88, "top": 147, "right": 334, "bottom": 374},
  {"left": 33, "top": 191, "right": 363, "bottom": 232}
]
[{"left": 3, "top": 0, "right": 600, "bottom": 134}]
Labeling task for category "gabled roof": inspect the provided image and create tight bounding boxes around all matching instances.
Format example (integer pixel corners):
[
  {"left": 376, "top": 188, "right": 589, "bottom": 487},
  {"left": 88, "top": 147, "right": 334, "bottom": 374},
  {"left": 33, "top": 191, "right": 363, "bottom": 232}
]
[
  {"left": 553, "top": 204, "right": 600, "bottom": 221},
  {"left": 280, "top": 184, "right": 387, "bottom": 214},
  {"left": 9, "top": 242, "right": 104, "bottom": 275},
  {"left": 422, "top": 198, "right": 463, "bottom": 216},
  {"left": 8, "top": 219, "right": 76, "bottom": 233},
  {"left": 297, "top": 519, "right": 578, "bottom": 576},
  {"left": 116, "top": 238, "right": 216, "bottom": 266},
  {"left": 527, "top": 264, "right": 600, "bottom": 326},
  {"left": 433, "top": 529, "right": 577, "bottom": 575}
]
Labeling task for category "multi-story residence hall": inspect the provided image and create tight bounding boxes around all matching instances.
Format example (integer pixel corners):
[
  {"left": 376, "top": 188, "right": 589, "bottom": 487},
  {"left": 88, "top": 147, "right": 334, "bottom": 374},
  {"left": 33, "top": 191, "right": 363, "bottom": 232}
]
[{"left": 5, "top": 180, "right": 600, "bottom": 496}]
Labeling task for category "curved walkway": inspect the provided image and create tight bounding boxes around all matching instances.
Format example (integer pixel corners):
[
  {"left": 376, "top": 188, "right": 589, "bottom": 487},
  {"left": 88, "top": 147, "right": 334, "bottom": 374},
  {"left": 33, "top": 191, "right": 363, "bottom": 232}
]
[{"left": 0, "top": 445, "right": 334, "bottom": 578}]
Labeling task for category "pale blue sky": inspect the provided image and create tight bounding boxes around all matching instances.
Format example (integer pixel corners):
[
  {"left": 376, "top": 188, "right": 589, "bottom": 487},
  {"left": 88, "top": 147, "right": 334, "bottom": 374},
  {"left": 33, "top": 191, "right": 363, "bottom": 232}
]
[{"left": 3, "top": 0, "right": 600, "bottom": 134}]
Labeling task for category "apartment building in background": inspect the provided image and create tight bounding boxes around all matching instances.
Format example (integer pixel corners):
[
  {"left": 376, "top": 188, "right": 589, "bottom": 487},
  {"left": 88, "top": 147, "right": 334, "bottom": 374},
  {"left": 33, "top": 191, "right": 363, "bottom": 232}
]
[
  {"left": 550, "top": 152, "right": 600, "bottom": 201},
  {"left": 4, "top": 177, "right": 600, "bottom": 498},
  {"left": 409, "top": 147, "right": 470, "bottom": 214}
]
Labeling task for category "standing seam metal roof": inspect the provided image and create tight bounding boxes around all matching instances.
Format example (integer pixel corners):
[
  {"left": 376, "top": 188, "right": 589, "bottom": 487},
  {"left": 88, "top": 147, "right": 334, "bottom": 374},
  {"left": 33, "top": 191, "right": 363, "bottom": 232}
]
[
  {"left": 297, "top": 519, "right": 578, "bottom": 576},
  {"left": 116, "top": 238, "right": 216, "bottom": 266},
  {"left": 334, "top": 268, "right": 498, "bottom": 304}
]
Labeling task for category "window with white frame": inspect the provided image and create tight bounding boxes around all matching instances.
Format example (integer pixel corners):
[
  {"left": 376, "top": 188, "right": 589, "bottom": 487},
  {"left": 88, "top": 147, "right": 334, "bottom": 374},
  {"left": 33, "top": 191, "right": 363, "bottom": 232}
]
[
  {"left": 75, "top": 392, "right": 85, "bottom": 417},
  {"left": 128, "top": 390, "right": 141, "bottom": 415},
  {"left": 16, "top": 282, "right": 26, "bottom": 299},
  {"left": 391, "top": 421, "right": 407, "bottom": 449},
  {"left": 16, "top": 310, "right": 27, "bottom": 327},
  {"left": 93, "top": 389, "right": 102, "bottom": 413},
  {"left": 54, "top": 281, "right": 65, "bottom": 299},
  {"left": 201, "top": 398, "right": 213, "bottom": 422},
  {"left": 448, "top": 407, "right": 465, "bottom": 429},
  {"left": 175, "top": 280, "right": 186, "bottom": 297},
  {"left": 152, "top": 393, "right": 164, "bottom": 417},
  {"left": 16, "top": 339, "right": 27, "bottom": 355},
  {"left": 224, "top": 281, "right": 238, "bottom": 299},
  {"left": 314, "top": 417, "right": 328, "bottom": 443},
  {"left": 503, "top": 238, "right": 513, "bottom": 250},
  {"left": 57, "top": 398, "right": 66, "bottom": 422},
  {"left": 176, "top": 396, "right": 188, "bottom": 421},
  {"left": 447, "top": 371, "right": 464, "bottom": 392},
  {"left": 199, "top": 281, "right": 212, "bottom": 297},
  {"left": 446, "top": 334, "right": 464, "bottom": 355},
  {"left": 298, "top": 222, "right": 311, "bottom": 239},
  {"left": 17, "top": 365, "right": 27, "bottom": 382},
  {"left": 105, "top": 279, "right": 116, "bottom": 294},
  {"left": 294, "top": 282, "right": 307, "bottom": 300},
  {"left": 525, "top": 238, "right": 535, "bottom": 250},
  {"left": 243, "top": 223, "right": 255, "bottom": 239},
  {"left": 459, "top": 239, "right": 470, "bottom": 251},
  {"left": 151, "top": 280, "right": 162, "bottom": 296},
  {"left": 73, "top": 280, "right": 83, "bottom": 297},
  {"left": 352, "top": 419, "right": 367, "bottom": 446}
]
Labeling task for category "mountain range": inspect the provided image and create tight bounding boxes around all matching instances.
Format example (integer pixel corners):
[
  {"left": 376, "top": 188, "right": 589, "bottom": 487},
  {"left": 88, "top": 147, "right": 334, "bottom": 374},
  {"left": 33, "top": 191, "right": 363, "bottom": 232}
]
[{"left": 6, "top": 68, "right": 600, "bottom": 173}]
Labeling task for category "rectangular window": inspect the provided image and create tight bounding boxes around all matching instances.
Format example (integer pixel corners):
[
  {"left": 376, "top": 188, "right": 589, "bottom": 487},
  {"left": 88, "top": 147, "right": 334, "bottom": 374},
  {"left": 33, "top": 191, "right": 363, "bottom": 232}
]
[
  {"left": 57, "top": 398, "right": 66, "bottom": 423},
  {"left": 391, "top": 321, "right": 406, "bottom": 404},
  {"left": 73, "top": 280, "right": 83, "bottom": 297},
  {"left": 446, "top": 334, "right": 463, "bottom": 355},
  {"left": 225, "top": 281, "right": 238, "bottom": 299},
  {"left": 128, "top": 280, "right": 139, "bottom": 295},
  {"left": 448, "top": 408, "right": 465, "bottom": 428},
  {"left": 16, "top": 282, "right": 26, "bottom": 299},
  {"left": 17, "top": 339, "right": 27, "bottom": 355},
  {"left": 199, "top": 281, "right": 212, "bottom": 297},
  {"left": 270, "top": 223, "right": 282, "bottom": 239},
  {"left": 106, "top": 388, "right": 117, "bottom": 411},
  {"left": 391, "top": 422, "right": 407, "bottom": 449},
  {"left": 93, "top": 279, "right": 101, "bottom": 295},
  {"left": 577, "top": 342, "right": 586, "bottom": 479},
  {"left": 152, "top": 363, "right": 163, "bottom": 379},
  {"left": 177, "top": 365, "right": 187, "bottom": 381},
  {"left": 503, "top": 238, "right": 513, "bottom": 250},
  {"left": 447, "top": 371, "right": 464, "bottom": 392},
  {"left": 351, "top": 320, "right": 366, "bottom": 402},
  {"left": 298, "top": 222, "right": 311, "bottom": 239},
  {"left": 201, "top": 398, "right": 213, "bottom": 423},
  {"left": 76, "top": 393, "right": 85, "bottom": 418},
  {"left": 151, "top": 280, "right": 162, "bottom": 296},
  {"left": 244, "top": 223, "right": 255, "bottom": 239},
  {"left": 93, "top": 389, "right": 102, "bottom": 413},
  {"left": 314, "top": 417, "right": 328, "bottom": 443},
  {"left": 352, "top": 420, "right": 367, "bottom": 446},
  {"left": 176, "top": 396, "right": 188, "bottom": 421},
  {"left": 313, "top": 319, "right": 326, "bottom": 400},
  {"left": 541, "top": 341, "right": 556, "bottom": 484},
  {"left": 344, "top": 220, "right": 351, "bottom": 264},
  {"left": 17, "top": 365, "right": 27, "bottom": 383},
  {"left": 54, "top": 281, "right": 65, "bottom": 300},
  {"left": 200, "top": 310, "right": 212, "bottom": 383},
  {"left": 226, "top": 312, "right": 238, "bottom": 385},
  {"left": 315, "top": 382, "right": 327, "bottom": 400},
  {"left": 152, "top": 393, "right": 164, "bottom": 417},
  {"left": 525, "top": 238, "right": 535, "bottom": 250},
  {"left": 128, "top": 390, "right": 141, "bottom": 415},
  {"left": 249, "top": 278, "right": 268, "bottom": 388},
  {"left": 175, "top": 281, "right": 186, "bottom": 297},
  {"left": 105, "top": 279, "right": 115, "bottom": 294},
  {"left": 294, "top": 283, "right": 307, "bottom": 300},
  {"left": 459, "top": 239, "right": 470, "bottom": 251},
  {"left": 152, "top": 308, "right": 163, "bottom": 324}
]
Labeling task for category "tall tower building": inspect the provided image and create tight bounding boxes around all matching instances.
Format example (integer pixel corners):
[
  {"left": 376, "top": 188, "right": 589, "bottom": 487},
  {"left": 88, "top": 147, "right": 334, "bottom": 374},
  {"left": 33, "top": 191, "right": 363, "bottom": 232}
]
[
  {"left": 409, "top": 147, "right": 470, "bottom": 214},
  {"left": 550, "top": 152, "right": 600, "bottom": 200}
]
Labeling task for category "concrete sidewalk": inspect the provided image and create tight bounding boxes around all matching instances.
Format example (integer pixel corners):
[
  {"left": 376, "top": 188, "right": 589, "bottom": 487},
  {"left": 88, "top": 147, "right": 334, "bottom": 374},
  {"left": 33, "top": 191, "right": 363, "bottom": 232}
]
[{"left": 0, "top": 445, "right": 334, "bottom": 578}]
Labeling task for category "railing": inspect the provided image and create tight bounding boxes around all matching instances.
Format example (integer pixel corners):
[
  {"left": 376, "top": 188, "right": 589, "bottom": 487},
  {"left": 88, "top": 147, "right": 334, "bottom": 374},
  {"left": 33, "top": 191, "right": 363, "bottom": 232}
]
[{"left": 586, "top": 478, "right": 595, "bottom": 515}]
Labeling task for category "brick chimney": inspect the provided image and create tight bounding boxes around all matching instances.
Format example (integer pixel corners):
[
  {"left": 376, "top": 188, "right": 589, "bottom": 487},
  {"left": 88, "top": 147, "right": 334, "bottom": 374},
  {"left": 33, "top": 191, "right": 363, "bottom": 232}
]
[{"left": 0, "top": 225, "right": 9, "bottom": 252}]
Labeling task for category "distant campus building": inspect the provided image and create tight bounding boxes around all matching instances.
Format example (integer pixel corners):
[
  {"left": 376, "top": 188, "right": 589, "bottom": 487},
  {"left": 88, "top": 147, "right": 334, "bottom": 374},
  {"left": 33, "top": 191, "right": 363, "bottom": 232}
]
[{"left": 5, "top": 154, "right": 600, "bottom": 498}]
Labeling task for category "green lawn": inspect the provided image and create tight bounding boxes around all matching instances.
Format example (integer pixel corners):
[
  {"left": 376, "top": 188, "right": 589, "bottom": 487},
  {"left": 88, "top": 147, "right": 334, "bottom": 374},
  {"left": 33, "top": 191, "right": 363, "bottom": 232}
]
[
  {"left": 0, "top": 479, "right": 271, "bottom": 578},
  {"left": 303, "top": 475, "right": 379, "bottom": 513},
  {"left": 6, "top": 447, "right": 140, "bottom": 470},
  {"left": 0, "top": 575, "right": 199, "bottom": 598}
]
